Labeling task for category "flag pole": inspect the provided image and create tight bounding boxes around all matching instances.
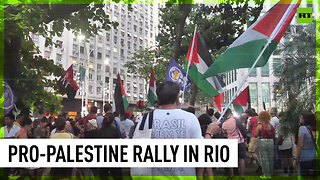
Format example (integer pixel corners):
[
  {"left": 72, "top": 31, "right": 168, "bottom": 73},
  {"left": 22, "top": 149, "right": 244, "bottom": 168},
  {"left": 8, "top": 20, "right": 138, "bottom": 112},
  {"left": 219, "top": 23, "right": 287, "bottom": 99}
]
[
  {"left": 182, "top": 25, "right": 197, "bottom": 104},
  {"left": 217, "top": 0, "right": 297, "bottom": 122}
]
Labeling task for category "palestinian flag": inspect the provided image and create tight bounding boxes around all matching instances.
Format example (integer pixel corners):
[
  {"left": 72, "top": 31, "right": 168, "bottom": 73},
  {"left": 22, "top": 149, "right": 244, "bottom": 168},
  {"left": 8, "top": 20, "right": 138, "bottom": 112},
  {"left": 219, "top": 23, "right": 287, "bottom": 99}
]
[
  {"left": 114, "top": 73, "right": 128, "bottom": 118},
  {"left": 57, "top": 65, "right": 79, "bottom": 99},
  {"left": 203, "top": 0, "right": 301, "bottom": 78},
  {"left": 184, "top": 28, "right": 224, "bottom": 98},
  {"left": 232, "top": 86, "right": 250, "bottom": 114},
  {"left": 213, "top": 93, "right": 224, "bottom": 112},
  {"left": 147, "top": 67, "right": 157, "bottom": 107}
]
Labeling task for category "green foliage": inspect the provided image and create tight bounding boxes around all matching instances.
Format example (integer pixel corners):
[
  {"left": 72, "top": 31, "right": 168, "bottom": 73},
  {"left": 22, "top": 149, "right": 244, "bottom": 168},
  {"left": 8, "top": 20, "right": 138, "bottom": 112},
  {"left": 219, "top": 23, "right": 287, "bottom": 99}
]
[
  {"left": 316, "top": 17, "right": 320, "bottom": 112},
  {"left": 276, "top": 23, "right": 316, "bottom": 110},
  {"left": 275, "top": 22, "right": 316, "bottom": 136},
  {"left": 127, "top": 1, "right": 264, "bottom": 104},
  {"left": 4, "top": 3, "right": 119, "bottom": 115}
]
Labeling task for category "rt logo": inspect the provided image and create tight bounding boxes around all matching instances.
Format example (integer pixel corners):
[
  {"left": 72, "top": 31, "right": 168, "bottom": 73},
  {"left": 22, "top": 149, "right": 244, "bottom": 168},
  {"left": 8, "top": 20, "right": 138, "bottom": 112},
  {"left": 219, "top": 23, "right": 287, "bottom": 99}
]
[{"left": 297, "top": 8, "right": 312, "bottom": 23}]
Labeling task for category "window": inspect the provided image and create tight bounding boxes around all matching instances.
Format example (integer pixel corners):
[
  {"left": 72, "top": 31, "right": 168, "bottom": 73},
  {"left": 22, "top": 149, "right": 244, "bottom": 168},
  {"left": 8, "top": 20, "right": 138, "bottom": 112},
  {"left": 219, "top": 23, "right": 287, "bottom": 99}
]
[
  {"left": 273, "top": 58, "right": 281, "bottom": 76},
  {"left": 56, "top": 53, "right": 62, "bottom": 62},
  {"left": 56, "top": 40, "right": 63, "bottom": 48},
  {"left": 44, "top": 51, "right": 51, "bottom": 58},
  {"left": 134, "top": 25, "right": 137, "bottom": 32},
  {"left": 106, "top": 33, "right": 110, "bottom": 41},
  {"left": 261, "top": 62, "right": 269, "bottom": 76},
  {"left": 120, "top": 49, "right": 125, "bottom": 57},
  {"left": 113, "top": 67, "right": 117, "bottom": 74},
  {"left": 114, "top": 36, "right": 118, "bottom": 44},
  {"left": 80, "top": 46, "right": 85, "bottom": 54},
  {"left": 97, "top": 52, "right": 102, "bottom": 59},
  {"left": 97, "top": 87, "right": 101, "bottom": 94},
  {"left": 113, "top": 47, "right": 118, "bottom": 53},
  {"left": 262, "top": 82, "right": 270, "bottom": 109},
  {"left": 121, "top": 39, "right": 125, "bottom": 47},
  {"left": 98, "top": 35, "right": 103, "bottom": 43},
  {"left": 249, "top": 68, "right": 257, "bottom": 77},
  {"left": 97, "top": 75, "right": 101, "bottom": 82},
  {"left": 105, "top": 77, "right": 109, "bottom": 83},
  {"left": 97, "top": 64, "right": 102, "bottom": 70},
  {"left": 249, "top": 83, "right": 258, "bottom": 111},
  {"left": 89, "top": 85, "right": 93, "bottom": 93},
  {"left": 120, "top": 69, "right": 125, "bottom": 76},
  {"left": 89, "top": 73, "right": 93, "bottom": 80},
  {"left": 106, "top": 44, "right": 111, "bottom": 50},
  {"left": 105, "top": 65, "right": 110, "bottom": 72},
  {"left": 90, "top": 51, "right": 94, "bottom": 58}
]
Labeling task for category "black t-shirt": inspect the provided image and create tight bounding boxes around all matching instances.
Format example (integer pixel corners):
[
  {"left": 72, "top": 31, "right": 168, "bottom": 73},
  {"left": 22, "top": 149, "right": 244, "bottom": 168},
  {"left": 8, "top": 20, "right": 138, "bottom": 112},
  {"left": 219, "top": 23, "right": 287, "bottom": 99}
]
[
  {"left": 98, "top": 126, "right": 121, "bottom": 138},
  {"left": 83, "top": 129, "right": 99, "bottom": 138}
]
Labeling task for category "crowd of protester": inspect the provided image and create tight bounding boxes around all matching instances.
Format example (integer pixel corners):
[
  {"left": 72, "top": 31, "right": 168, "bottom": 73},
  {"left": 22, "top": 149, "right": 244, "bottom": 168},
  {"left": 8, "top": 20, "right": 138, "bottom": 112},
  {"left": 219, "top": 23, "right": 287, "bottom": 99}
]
[{"left": 1, "top": 81, "right": 317, "bottom": 178}]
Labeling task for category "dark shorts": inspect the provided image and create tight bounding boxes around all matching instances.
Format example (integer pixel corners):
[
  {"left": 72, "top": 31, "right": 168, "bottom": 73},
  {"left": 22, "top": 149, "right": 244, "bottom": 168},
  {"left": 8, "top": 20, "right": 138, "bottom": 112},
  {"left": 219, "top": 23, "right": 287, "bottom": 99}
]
[
  {"left": 279, "top": 148, "right": 292, "bottom": 159},
  {"left": 238, "top": 142, "right": 246, "bottom": 159}
]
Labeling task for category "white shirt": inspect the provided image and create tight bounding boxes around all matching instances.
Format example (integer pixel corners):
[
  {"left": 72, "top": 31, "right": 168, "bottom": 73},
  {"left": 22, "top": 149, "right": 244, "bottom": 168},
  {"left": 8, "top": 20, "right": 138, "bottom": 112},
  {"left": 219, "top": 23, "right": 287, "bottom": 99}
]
[
  {"left": 96, "top": 115, "right": 104, "bottom": 129},
  {"left": 4, "top": 124, "right": 20, "bottom": 138},
  {"left": 271, "top": 116, "right": 280, "bottom": 138},
  {"left": 278, "top": 135, "right": 293, "bottom": 150},
  {"left": 134, "top": 109, "right": 202, "bottom": 176},
  {"left": 121, "top": 119, "right": 134, "bottom": 138},
  {"left": 51, "top": 128, "right": 56, "bottom": 135}
]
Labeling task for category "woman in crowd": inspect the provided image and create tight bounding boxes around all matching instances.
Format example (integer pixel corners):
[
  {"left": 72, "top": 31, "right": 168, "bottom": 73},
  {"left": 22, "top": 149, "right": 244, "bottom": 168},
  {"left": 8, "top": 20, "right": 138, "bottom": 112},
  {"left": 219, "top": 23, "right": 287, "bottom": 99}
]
[
  {"left": 255, "top": 111, "right": 274, "bottom": 177},
  {"left": 277, "top": 116, "right": 294, "bottom": 176},
  {"left": 294, "top": 112, "right": 316, "bottom": 176},
  {"left": 98, "top": 113, "right": 123, "bottom": 178},
  {"left": 16, "top": 117, "right": 32, "bottom": 139},
  {"left": 197, "top": 113, "right": 214, "bottom": 179}
]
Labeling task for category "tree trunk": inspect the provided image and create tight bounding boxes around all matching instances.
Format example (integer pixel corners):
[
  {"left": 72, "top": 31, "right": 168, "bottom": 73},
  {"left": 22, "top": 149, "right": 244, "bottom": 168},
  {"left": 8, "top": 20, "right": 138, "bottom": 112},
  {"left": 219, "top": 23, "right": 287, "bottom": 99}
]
[
  {"left": 5, "top": 34, "right": 31, "bottom": 117},
  {"left": 189, "top": 83, "right": 198, "bottom": 106},
  {"left": 171, "top": 4, "right": 191, "bottom": 60}
]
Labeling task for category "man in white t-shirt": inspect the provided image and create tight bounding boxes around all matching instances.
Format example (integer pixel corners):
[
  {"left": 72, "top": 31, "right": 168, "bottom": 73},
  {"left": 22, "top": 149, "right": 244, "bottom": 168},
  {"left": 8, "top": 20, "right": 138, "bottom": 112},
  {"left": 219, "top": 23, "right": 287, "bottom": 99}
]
[
  {"left": 4, "top": 113, "right": 20, "bottom": 138},
  {"left": 270, "top": 107, "right": 280, "bottom": 169},
  {"left": 134, "top": 81, "right": 202, "bottom": 178},
  {"left": 270, "top": 108, "right": 279, "bottom": 138},
  {"left": 121, "top": 110, "right": 134, "bottom": 138}
]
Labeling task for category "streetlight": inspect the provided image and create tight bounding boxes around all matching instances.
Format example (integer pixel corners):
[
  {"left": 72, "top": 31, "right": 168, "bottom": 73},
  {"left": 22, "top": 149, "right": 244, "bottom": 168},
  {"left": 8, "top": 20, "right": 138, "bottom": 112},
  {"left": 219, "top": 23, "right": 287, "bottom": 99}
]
[{"left": 77, "top": 34, "right": 93, "bottom": 117}]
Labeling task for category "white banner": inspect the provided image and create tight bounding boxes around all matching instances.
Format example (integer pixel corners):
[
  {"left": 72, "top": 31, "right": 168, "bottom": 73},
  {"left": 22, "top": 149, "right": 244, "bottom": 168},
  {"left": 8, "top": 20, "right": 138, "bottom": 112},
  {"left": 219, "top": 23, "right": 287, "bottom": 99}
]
[{"left": 0, "top": 139, "right": 238, "bottom": 168}]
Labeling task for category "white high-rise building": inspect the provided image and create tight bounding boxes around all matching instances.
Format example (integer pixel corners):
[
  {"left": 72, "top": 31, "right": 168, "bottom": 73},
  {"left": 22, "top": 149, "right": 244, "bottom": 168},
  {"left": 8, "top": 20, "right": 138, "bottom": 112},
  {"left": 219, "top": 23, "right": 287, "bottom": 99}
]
[{"left": 33, "top": 4, "right": 159, "bottom": 114}]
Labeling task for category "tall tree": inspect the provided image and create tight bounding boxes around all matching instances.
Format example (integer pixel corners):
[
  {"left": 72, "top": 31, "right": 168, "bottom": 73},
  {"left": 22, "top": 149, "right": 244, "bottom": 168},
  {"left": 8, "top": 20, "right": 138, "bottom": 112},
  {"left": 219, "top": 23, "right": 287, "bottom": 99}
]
[{"left": 126, "top": 0, "right": 264, "bottom": 105}]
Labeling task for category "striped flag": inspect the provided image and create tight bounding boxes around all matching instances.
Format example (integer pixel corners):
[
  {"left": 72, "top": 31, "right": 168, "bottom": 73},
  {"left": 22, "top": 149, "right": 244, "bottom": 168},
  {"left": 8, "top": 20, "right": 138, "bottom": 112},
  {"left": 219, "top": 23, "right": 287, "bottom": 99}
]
[
  {"left": 184, "top": 28, "right": 224, "bottom": 98},
  {"left": 114, "top": 73, "right": 128, "bottom": 119},
  {"left": 232, "top": 86, "right": 250, "bottom": 114},
  {"left": 147, "top": 67, "right": 157, "bottom": 107},
  {"left": 203, "top": 0, "right": 301, "bottom": 78}
]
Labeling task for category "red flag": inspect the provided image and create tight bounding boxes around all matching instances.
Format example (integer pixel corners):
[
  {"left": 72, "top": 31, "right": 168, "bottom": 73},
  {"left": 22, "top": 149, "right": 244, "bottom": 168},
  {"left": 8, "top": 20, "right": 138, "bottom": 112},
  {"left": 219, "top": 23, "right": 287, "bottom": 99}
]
[
  {"left": 233, "top": 87, "right": 249, "bottom": 106},
  {"left": 185, "top": 28, "right": 199, "bottom": 67},
  {"left": 57, "top": 65, "right": 79, "bottom": 99},
  {"left": 213, "top": 93, "right": 223, "bottom": 112}
]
